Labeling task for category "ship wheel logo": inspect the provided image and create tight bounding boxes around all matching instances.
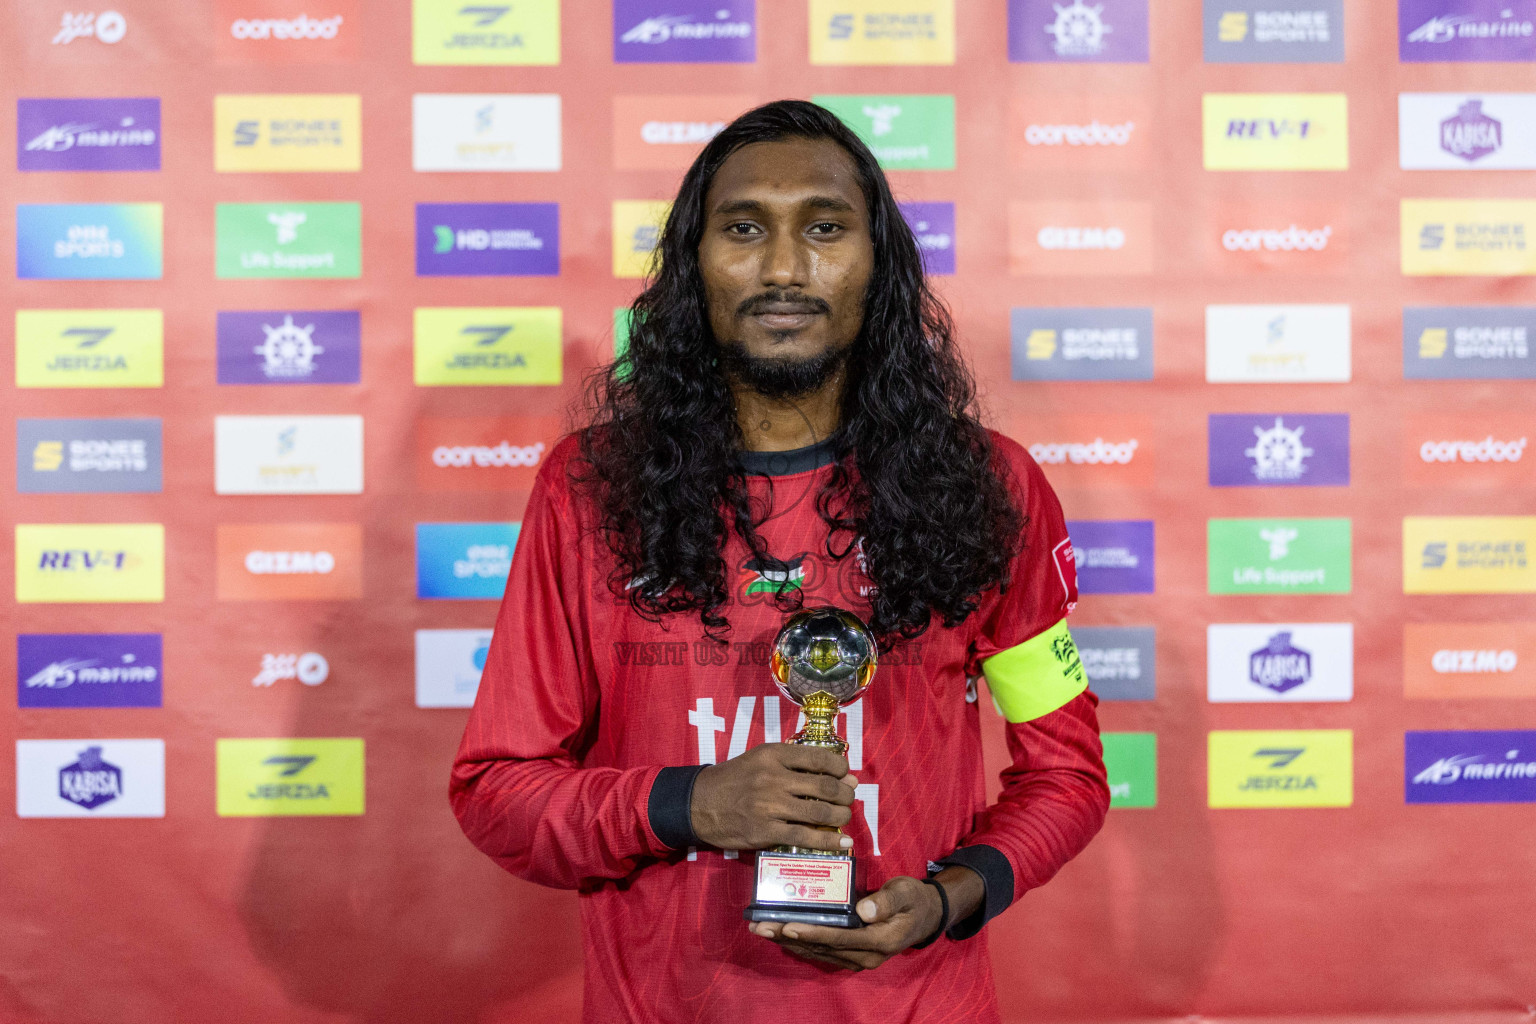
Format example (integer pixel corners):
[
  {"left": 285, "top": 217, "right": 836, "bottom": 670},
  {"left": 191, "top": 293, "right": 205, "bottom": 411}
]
[
  {"left": 1244, "top": 417, "right": 1313, "bottom": 482},
  {"left": 255, "top": 315, "right": 324, "bottom": 379},
  {"left": 1046, "top": 0, "right": 1111, "bottom": 57}
]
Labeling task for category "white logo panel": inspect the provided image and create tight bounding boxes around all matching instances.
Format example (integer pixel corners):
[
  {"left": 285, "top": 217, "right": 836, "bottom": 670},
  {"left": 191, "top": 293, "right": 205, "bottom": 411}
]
[
  {"left": 16, "top": 739, "right": 165, "bottom": 817},
  {"left": 215, "top": 414, "right": 363, "bottom": 495},
  {"left": 415, "top": 628, "right": 493, "bottom": 708},
  {"left": 412, "top": 94, "right": 561, "bottom": 172},
  {"left": 1399, "top": 93, "right": 1536, "bottom": 170},
  {"left": 1206, "top": 304, "right": 1351, "bottom": 383},
  {"left": 1208, "top": 623, "right": 1354, "bottom": 702}
]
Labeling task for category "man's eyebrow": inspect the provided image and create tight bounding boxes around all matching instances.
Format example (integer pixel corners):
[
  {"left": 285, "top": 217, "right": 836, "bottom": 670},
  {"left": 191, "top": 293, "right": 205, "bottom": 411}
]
[{"left": 711, "top": 194, "right": 860, "bottom": 216}]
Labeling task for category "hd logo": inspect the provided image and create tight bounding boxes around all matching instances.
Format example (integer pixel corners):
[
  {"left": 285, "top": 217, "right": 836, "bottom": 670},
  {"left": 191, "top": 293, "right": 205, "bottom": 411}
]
[
  {"left": 1208, "top": 729, "right": 1353, "bottom": 807},
  {"left": 810, "top": 0, "right": 955, "bottom": 65},
  {"left": 413, "top": 307, "right": 562, "bottom": 385},
  {"left": 217, "top": 738, "right": 364, "bottom": 816}
]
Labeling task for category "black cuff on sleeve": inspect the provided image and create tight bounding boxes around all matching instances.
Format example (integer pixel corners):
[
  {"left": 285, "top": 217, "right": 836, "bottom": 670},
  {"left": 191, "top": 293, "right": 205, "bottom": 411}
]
[
  {"left": 647, "top": 764, "right": 708, "bottom": 850},
  {"left": 934, "top": 844, "right": 1015, "bottom": 940}
]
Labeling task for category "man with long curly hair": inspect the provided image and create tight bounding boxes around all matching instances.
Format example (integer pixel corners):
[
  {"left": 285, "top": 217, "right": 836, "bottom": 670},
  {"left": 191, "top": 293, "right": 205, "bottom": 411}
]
[{"left": 451, "top": 99, "right": 1108, "bottom": 1023}]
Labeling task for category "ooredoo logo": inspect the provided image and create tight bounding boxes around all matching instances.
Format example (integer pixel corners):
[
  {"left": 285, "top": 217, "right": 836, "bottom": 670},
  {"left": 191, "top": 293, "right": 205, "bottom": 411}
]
[
  {"left": 1209, "top": 202, "right": 1347, "bottom": 273},
  {"left": 1010, "top": 94, "right": 1150, "bottom": 169},
  {"left": 1011, "top": 415, "right": 1154, "bottom": 488},
  {"left": 216, "top": 523, "right": 363, "bottom": 601},
  {"left": 218, "top": 1, "right": 358, "bottom": 60},
  {"left": 1404, "top": 414, "right": 1534, "bottom": 487},
  {"left": 415, "top": 416, "right": 560, "bottom": 491}
]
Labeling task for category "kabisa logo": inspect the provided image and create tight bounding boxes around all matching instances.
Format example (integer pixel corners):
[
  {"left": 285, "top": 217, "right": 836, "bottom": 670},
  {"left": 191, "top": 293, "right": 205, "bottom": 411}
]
[
  {"left": 17, "top": 203, "right": 163, "bottom": 280},
  {"left": 1066, "top": 520, "right": 1154, "bottom": 594},
  {"left": 813, "top": 94, "right": 956, "bottom": 170},
  {"left": 413, "top": 307, "right": 563, "bottom": 385},
  {"left": 412, "top": 94, "right": 562, "bottom": 172},
  {"left": 217, "top": 311, "right": 361, "bottom": 385},
  {"left": 898, "top": 201, "right": 955, "bottom": 275},
  {"left": 1400, "top": 94, "right": 1536, "bottom": 170},
  {"left": 1208, "top": 730, "right": 1353, "bottom": 807},
  {"left": 1073, "top": 626, "right": 1156, "bottom": 700},
  {"left": 1403, "top": 307, "right": 1534, "bottom": 379},
  {"left": 1208, "top": 517, "right": 1352, "bottom": 594},
  {"left": 18, "top": 98, "right": 159, "bottom": 172},
  {"left": 17, "top": 418, "right": 162, "bottom": 494},
  {"left": 231, "top": 14, "right": 344, "bottom": 39},
  {"left": 216, "top": 738, "right": 365, "bottom": 816},
  {"left": 1208, "top": 413, "right": 1350, "bottom": 487},
  {"left": 416, "top": 629, "right": 493, "bottom": 707},
  {"left": 1401, "top": 199, "right": 1536, "bottom": 276},
  {"left": 1399, "top": 0, "right": 1536, "bottom": 61},
  {"left": 1249, "top": 631, "right": 1311, "bottom": 693},
  {"left": 1404, "top": 516, "right": 1536, "bottom": 594},
  {"left": 1008, "top": 0, "right": 1149, "bottom": 63},
  {"left": 1443, "top": 99, "right": 1501, "bottom": 160},
  {"left": 18, "top": 633, "right": 162, "bottom": 709},
  {"left": 15, "top": 309, "right": 164, "bottom": 388},
  {"left": 1405, "top": 623, "right": 1536, "bottom": 699},
  {"left": 1408, "top": 731, "right": 1536, "bottom": 803},
  {"left": 416, "top": 522, "right": 521, "bottom": 599},
  {"left": 739, "top": 553, "right": 813, "bottom": 602},
  {"left": 52, "top": 10, "right": 127, "bottom": 44},
  {"left": 1208, "top": 623, "right": 1352, "bottom": 702},
  {"left": 216, "top": 523, "right": 364, "bottom": 601},
  {"left": 216, "top": 202, "right": 361, "bottom": 279},
  {"left": 59, "top": 746, "right": 122, "bottom": 810},
  {"left": 1203, "top": 2, "right": 1344, "bottom": 62},
  {"left": 215, "top": 94, "right": 361, "bottom": 172},
  {"left": 412, "top": 0, "right": 560, "bottom": 65},
  {"left": 1010, "top": 201, "right": 1153, "bottom": 275},
  {"left": 1011, "top": 308, "right": 1154, "bottom": 381},
  {"left": 810, "top": 0, "right": 955, "bottom": 66},
  {"left": 1203, "top": 93, "right": 1350, "bottom": 170},
  {"left": 416, "top": 202, "right": 560, "bottom": 276},
  {"left": 614, "top": 0, "right": 756, "bottom": 62},
  {"left": 253, "top": 652, "right": 329, "bottom": 687}
]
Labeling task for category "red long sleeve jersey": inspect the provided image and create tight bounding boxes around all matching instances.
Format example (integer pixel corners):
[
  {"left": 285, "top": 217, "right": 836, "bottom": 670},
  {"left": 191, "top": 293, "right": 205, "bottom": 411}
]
[{"left": 451, "top": 431, "right": 1108, "bottom": 1024}]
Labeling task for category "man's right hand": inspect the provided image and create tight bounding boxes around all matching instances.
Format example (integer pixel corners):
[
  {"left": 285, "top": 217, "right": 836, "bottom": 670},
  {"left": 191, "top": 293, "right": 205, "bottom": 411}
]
[{"left": 689, "top": 744, "right": 858, "bottom": 853}]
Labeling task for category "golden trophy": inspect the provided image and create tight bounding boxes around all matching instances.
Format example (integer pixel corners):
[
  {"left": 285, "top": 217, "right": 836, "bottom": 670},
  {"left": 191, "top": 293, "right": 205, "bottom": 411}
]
[{"left": 744, "top": 606, "right": 877, "bottom": 928}]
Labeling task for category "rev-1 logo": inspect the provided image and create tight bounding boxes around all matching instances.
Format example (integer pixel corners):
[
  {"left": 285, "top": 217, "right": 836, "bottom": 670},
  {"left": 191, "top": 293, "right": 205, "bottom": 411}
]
[
  {"left": 1228, "top": 118, "right": 1311, "bottom": 138},
  {"left": 39, "top": 550, "right": 127, "bottom": 570}
]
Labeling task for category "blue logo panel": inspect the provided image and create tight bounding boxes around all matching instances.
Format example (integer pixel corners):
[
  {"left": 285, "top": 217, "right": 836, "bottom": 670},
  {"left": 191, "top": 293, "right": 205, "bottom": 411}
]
[
  {"left": 415, "top": 522, "right": 521, "bottom": 599},
  {"left": 16, "top": 203, "right": 163, "bottom": 280}
]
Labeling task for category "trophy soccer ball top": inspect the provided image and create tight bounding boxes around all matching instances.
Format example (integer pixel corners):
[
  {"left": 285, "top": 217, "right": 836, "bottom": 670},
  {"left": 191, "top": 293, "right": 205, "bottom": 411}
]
[{"left": 745, "top": 607, "right": 878, "bottom": 928}]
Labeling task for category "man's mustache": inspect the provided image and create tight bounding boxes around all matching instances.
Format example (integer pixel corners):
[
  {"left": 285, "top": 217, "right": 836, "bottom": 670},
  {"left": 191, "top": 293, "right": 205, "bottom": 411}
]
[{"left": 736, "top": 290, "right": 832, "bottom": 318}]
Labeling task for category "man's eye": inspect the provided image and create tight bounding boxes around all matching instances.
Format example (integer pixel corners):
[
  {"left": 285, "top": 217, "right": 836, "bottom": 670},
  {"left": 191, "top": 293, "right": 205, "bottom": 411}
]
[
  {"left": 809, "top": 222, "right": 842, "bottom": 234},
  {"left": 726, "top": 222, "right": 759, "bottom": 235}
]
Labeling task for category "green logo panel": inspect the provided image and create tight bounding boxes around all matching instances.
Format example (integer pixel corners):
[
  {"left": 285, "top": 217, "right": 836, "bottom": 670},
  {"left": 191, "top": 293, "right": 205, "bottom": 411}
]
[
  {"left": 1103, "top": 732, "right": 1157, "bottom": 808},
  {"left": 1208, "top": 517, "right": 1352, "bottom": 595},
  {"left": 216, "top": 202, "right": 361, "bottom": 279},
  {"left": 811, "top": 94, "right": 955, "bottom": 170}
]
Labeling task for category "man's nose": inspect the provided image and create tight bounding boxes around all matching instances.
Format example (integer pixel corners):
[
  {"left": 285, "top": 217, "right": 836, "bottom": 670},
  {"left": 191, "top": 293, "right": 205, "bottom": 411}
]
[{"left": 759, "top": 229, "right": 809, "bottom": 288}]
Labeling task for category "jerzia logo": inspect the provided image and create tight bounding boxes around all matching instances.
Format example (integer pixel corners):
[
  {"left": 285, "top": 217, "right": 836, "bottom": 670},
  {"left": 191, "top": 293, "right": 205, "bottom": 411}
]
[
  {"left": 1208, "top": 730, "right": 1353, "bottom": 807},
  {"left": 412, "top": 0, "right": 559, "bottom": 65},
  {"left": 216, "top": 738, "right": 364, "bottom": 816},
  {"left": 413, "top": 307, "right": 562, "bottom": 385}
]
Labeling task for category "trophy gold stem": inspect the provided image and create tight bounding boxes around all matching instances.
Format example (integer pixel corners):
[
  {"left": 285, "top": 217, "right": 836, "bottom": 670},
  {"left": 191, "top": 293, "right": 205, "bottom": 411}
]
[{"left": 780, "top": 690, "right": 847, "bottom": 857}]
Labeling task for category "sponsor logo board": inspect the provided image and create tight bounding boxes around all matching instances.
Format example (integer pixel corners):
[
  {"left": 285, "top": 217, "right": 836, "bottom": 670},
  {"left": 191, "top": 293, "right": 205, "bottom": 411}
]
[
  {"left": 216, "top": 202, "right": 360, "bottom": 279},
  {"left": 415, "top": 416, "right": 560, "bottom": 491},
  {"left": 1208, "top": 517, "right": 1352, "bottom": 595},
  {"left": 1202, "top": 93, "right": 1349, "bottom": 170},
  {"left": 17, "top": 97, "right": 160, "bottom": 171},
  {"left": 217, "top": 310, "right": 360, "bottom": 385},
  {"left": 1008, "top": 0, "right": 1150, "bottom": 62},
  {"left": 416, "top": 202, "right": 559, "bottom": 276},
  {"left": 613, "top": 94, "right": 754, "bottom": 169},
  {"left": 1011, "top": 415, "right": 1154, "bottom": 489},
  {"left": 16, "top": 740, "right": 165, "bottom": 818},
  {"left": 1207, "top": 623, "right": 1353, "bottom": 702},
  {"left": 412, "top": 93, "right": 561, "bottom": 172},
  {"left": 1203, "top": 1, "right": 1344, "bottom": 62},
  {"left": 1400, "top": 93, "right": 1536, "bottom": 170},
  {"left": 416, "top": 628, "right": 494, "bottom": 707},
  {"left": 812, "top": 94, "right": 955, "bottom": 170},
  {"left": 17, "top": 418, "right": 162, "bottom": 493},
  {"left": 253, "top": 651, "right": 330, "bottom": 687},
  {"left": 1405, "top": 623, "right": 1536, "bottom": 698},
  {"left": 1208, "top": 730, "right": 1353, "bottom": 807},
  {"left": 613, "top": 0, "right": 755, "bottom": 62},
  {"left": 1404, "top": 516, "right": 1536, "bottom": 594},
  {"left": 899, "top": 201, "right": 955, "bottom": 276},
  {"left": 613, "top": 200, "right": 670, "bottom": 279},
  {"left": 416, "top": 522, "right": 521, "bottom": 599},
  {"left": 1074, "top": 625, "right": 1156, "bottom": 700},
  {"left": 17, "top": 633, "right": 162, "bottom": 709},
  {"left": 214, "top": 415, "right": 363, "bottom": 495},
  {"left": 1398, "top": 0, "right": 1536, "bottom": 62},
  {"left": 1401, "top": 199, "right": 1536, "bottom": 276},
  {"left": 1208, "top": 201, "right": 1346, "bottom": 273},
  {"left": 1403, "top": 306, "right": 1535, "bottom": 379},
  {"left": 413, "top": 0, "right": 559, "bottom": 64},
  {"left": 1208, "top": 413, "right": 1349, "bottom": 487},
  {"left": 14, "top": 309, "right": 164, "bottom": 389},
  {"left": 1205, "top": 304, "right": 1351, "bottom": 383},
  {"left": 15, "top": 524, "right": 164, "bottom": 603},
  {"left": 1407, "top": 731, "right": 1536, "bottom": 803},
  {"left": 44, "top": 10, "right": 131, "bottom": 48},
  {"left": 1102, "top": 732, "right": 1157, "bottom": 807},
  {"left": 413, "top": 307, "right": 562, "bottom": 386},
  {"left": 810, "top": 0, "right": 955, "bottom": 65},
  {"left": 1009, "top": 201, "right": 1153, "bottom": 276},
  {"left": 1011, "top": 307, "right": 1154, "bottom": 381},
  {"left": 216, "top": 523, "right": 363, "bottom": 601},
  {"left": 216, "top": 738, "right": 364, "bottom": 816},
  {"left": 1404, "top": 413, "right": 1532, "bottom": 487},
  {"left": 217, "top": 1, "right": 359, "bottom": 61},
  {"left": 16, "top": 203, "right": 162, "bottom": 280},
  {"left": 214, "top": 94, "right": 360, "bottom": 172},
  {"left": 1067, "top": 520, "right": 1154, "bottom": 594},
  {"left": 1009, "top": 94, "right": 1151, "bottom": 170}
]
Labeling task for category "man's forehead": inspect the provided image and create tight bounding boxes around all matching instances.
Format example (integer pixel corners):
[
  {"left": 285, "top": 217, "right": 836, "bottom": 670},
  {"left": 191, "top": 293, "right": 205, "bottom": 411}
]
[{"left": 706, "top": 138, "right": 865, "bottom": 213}]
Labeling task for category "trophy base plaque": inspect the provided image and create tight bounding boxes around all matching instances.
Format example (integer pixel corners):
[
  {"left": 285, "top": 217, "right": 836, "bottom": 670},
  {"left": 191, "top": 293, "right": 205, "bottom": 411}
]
[{"left": 743, "top": 850, "right": 861, "bottom": 928}]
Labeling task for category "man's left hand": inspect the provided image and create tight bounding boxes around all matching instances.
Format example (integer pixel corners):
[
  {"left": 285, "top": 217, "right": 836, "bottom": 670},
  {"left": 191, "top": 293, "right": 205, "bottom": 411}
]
[{"left": 747, "top": 875, "right": 944, "bottom": 971}]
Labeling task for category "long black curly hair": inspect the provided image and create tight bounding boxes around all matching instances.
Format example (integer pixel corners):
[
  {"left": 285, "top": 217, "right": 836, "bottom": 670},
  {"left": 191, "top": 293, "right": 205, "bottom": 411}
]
[{"left": 575, "top": 99, "right": 1023, "bottom": 645}]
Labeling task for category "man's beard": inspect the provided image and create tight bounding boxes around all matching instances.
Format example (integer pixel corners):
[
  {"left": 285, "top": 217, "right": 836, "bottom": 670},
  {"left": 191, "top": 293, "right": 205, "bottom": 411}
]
[{"left": 718, "top": 337, "right": 852, "bottom": 400}]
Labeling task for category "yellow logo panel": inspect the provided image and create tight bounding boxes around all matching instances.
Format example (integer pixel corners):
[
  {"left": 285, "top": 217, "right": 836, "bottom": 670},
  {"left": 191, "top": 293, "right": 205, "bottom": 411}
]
[
  {"left": 215, "top": 94, "right": 361, "bottom": 172},
  {"left": 810, "top": 0, "right": 955, "bottom": 65},
  {"left": 412, "top": 0, "right": 559, "bottom": 65},
  {"left": 1404, "top": 516, "right": 1536, "bottom": 594},
  {"left": 1209, "top": 730, "right": 1352, "bottom": 808},
  {"left": 1202, "top": 93, "right": 1349, "bottom": 171},
  {"left": 413, "top": 307, "right": 563, "bottom": 386},
  {"left": 15, "top": 309, "right": 163, "bottom": 388},
  {"left": 16, "top": 524, "right": 165, "bottom": 603},
  {"left": 613, "top": 200, "right": 671, "bottom": 279},
  {"left": 1401, "top": 200, "right": 1536, "bottom": 277},
  {"left": 217, "top": 738, "right": 365, "bottom": 817}
]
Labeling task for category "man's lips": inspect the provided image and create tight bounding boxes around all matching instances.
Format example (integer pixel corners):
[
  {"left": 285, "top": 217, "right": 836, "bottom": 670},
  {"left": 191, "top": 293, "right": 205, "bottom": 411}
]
[{"left": 747, "top": 302, "right": 823, "bottom": 330}]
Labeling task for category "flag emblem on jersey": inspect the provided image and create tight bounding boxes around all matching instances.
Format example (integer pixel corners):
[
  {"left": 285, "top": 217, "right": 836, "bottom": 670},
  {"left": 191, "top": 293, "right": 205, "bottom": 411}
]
[{"left": 741, "top": 553, "right": 809, "bottom": 598}]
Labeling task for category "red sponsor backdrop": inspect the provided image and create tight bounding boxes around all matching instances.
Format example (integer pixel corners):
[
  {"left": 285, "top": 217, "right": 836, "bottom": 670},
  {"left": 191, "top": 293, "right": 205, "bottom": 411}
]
[{"left": 4, "top": 3, "right": 1536, "bottom": 1023}]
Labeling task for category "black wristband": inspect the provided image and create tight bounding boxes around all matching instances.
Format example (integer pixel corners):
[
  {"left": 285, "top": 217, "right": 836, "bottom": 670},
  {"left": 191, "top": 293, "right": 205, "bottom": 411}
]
[{"left": 910, "top": 877, "right": 949, "bottom": 950}]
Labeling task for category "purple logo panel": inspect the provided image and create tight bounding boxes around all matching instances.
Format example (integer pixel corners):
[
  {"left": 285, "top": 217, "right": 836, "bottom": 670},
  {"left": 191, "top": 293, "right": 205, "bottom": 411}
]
[
  {"left": 1399, "top": 0, "right": 1536, "bottom": 62},
  {"left": 1068, "top": 520, "right": 1155, "bottom": 594},
  {"left": 415, "top": 203, "right": 560, "bottom": 277},
  {"left": 1407, "top": 730, "right": 1536, "bottom": 803},
  {"left": 18, "top": 98, "right": 161, "bottom": 172},
  {"left": 900, "top": 202, "right": 955, "bottom": 276},
  {"left": 217, "top": 311, "right": 361, "bottom": 384},
  {"left": 1209, "top": 413, "right": 1350, "bottom": 487},
  {"left": 1009, "top": 0, "right": 1150, "bottom": 62},
  {"left": 18, "top": 633, "right": 162, "bottom": 708},
  {"left": 614, "top": 0, "right": 757, "bottom": 63}
]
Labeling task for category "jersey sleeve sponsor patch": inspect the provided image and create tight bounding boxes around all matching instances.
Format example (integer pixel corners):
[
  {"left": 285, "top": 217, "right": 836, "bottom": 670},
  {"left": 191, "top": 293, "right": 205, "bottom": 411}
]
[{"left": 981, "top": 616, "right": 1088, "bottom": 722}]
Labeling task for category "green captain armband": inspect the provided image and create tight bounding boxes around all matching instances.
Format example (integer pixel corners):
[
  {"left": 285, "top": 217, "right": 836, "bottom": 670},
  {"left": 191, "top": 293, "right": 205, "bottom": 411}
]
[{"left": 980, "top": 617, "right": 1088, "bottom": 723}]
